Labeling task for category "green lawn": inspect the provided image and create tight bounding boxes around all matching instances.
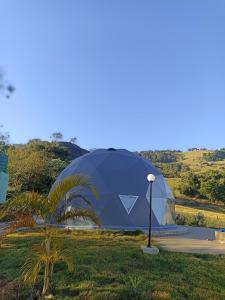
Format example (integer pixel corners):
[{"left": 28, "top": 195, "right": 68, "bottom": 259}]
[{"left": 1, "top": 230, "right": 225, "bottom": 299}]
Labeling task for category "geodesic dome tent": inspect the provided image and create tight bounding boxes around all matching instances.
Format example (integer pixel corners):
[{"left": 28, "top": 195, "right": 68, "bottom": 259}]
[{"left": 54, "top": 148, "right": 175, "bottom": 229}]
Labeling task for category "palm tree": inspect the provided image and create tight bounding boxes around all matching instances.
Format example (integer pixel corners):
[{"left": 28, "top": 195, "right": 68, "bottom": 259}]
[{"left": 0, "top": 175, "right": 99, "bottom": 296}]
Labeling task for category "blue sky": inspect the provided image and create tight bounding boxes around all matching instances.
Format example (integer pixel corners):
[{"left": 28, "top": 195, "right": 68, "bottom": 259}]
[{"left": 1, "top": 0, "right": 225, "bottom": 151}]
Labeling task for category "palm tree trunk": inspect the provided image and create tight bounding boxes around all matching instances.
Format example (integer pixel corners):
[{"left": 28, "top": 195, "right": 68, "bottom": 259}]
[
  {"left": 42, "top": 262, "right": 50, "bottom": 295},
  {"left": 50, "top": 262, "right": 54, "bottom": 280},
  {"left": 42, "top": 235, "right": 51, "bottom": 295}
]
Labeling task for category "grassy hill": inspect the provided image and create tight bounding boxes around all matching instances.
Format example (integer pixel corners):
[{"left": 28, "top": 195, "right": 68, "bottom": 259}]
[
  {"left": 176, "top": 150, "right": 225, "bottom": 173},
  {"left": 140, "top": 150, "right": 225, "bottom": 198}
]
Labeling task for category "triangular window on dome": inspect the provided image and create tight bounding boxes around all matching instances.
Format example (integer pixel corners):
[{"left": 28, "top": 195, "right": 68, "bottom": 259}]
[{"left": 119, "top": 195, "right": 139, "bottom": 214}]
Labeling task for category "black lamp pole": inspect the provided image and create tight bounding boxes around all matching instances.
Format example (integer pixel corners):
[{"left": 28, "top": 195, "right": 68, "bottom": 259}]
[{"left": 147, "top": 180, "right": 153, "bottom": 248}]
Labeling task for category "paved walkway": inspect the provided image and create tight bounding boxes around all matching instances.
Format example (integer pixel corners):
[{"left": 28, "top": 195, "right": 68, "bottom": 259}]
[{"left": 155, "top": 226, "right": 225, "bottom": 255}]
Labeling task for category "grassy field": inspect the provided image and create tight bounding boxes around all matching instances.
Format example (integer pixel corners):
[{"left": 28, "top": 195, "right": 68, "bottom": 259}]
[
  {"left": 179, "top": 150, "right": 225, "bottom": 173},
  {"left": 1, "top": 230, "right": 225, "bottom": 299}
]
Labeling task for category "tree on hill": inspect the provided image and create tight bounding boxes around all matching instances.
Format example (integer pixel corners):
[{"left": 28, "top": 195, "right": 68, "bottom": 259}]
[
  {"left": 50, "top": 132, "right": 63, "bottom": 142},
  {"left": 199, "top": 171, "right": 225, "bottom": 203},
  {"left": 8, "top": 148, "right": 54, "bottom": 194},
  {"left": 70, "top": 137, "right": 77, "bottom": 144},
  {"left": 179, "top": 172, "right": 201, "bottom": 197},
  {"left": 7, "top": 141, "right": 70, "bottom": 194}
]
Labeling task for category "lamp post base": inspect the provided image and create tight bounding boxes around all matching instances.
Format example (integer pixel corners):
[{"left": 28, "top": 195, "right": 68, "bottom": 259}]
[{"left": 141, "top": 245, "right": 159, "bottom": 255}]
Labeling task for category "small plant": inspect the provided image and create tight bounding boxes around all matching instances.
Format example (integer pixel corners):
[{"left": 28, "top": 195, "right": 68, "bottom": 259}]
[
  {"left": 121, "top": 275, "right": 145, "bottom": 300},
  {"left": 192, "top": 212, "right": 206, "bottom": 227},
  {"left": 175, "top": 213, "right": 186, "bottom": 225}
]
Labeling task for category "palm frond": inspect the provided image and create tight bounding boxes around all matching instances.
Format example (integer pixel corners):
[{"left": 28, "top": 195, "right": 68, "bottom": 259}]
[
  {"left": 59, "top": 250, "right": 74, "bottom": 272},
  {"left": 31, "top": 243, "right": 50, "bottom": 262},
  {"left": 3, "top": 215, "right": 37, "bottom": 236},
  {"left": 1, "top": 192, "right": 47, "bottom": 219},
  {"left": 21, "top": 236, "right": 74, "bottom": 289},
  {"left": 48, "top": 175, "right": 99, "bottom": 213},
  {"left": 50, "top": 239, "right": 74, "bottom": 272},
  {"left": 21, "top": 255, "right": 42, "bottom": 286},
  {"left": 57, "top": 208, "right": 100, "bottom": 226}
]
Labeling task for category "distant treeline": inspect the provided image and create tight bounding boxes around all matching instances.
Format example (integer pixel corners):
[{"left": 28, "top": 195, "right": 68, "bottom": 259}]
[
  {"left": 203, "top": 150, "right": 225, "bottom": 162},
  {"left": 139, "top": 150, "right": 181, "bottom": 163}
]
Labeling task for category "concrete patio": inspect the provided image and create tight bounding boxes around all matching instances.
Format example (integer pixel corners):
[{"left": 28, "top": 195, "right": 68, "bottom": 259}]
[{"left": 155, "top": 226, "right": 225, "bottom": 255}]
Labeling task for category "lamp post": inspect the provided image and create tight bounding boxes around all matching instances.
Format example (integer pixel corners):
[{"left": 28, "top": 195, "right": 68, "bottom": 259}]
[{"left": 147, "top": 174, "right": 156, "bottom": 248}]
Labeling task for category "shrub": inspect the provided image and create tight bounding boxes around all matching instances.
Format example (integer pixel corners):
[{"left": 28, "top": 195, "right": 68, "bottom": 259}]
[
  {"left": 191, "top": 213, "right": 206, "bottom": 227},
  {"left": 175, "top": 213, "right": 186, "bottom": 225}
]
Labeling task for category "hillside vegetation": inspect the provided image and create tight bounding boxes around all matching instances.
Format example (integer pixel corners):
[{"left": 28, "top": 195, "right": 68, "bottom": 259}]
[
  {"left": 1, "top": 133, "right": 225, "bottom": 205},
  {"left": 2, "top": 139, "right": 88, "bottom": 197},
  {"left": 140, "top": 149, "right": 225, "bottom": 204}
]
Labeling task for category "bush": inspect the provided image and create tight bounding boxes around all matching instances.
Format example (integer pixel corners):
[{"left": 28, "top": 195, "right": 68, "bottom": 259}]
[
  {"left": 191, "top": 213, "right": 206, "bottom": 227},
  {"left": 175, "top": 213, "right": 186, "bottom": 225}
]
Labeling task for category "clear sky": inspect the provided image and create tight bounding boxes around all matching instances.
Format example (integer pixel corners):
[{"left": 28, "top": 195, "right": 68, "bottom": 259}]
[{"left": 1, "top": 0, "right": 225, "bottom": 151}]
